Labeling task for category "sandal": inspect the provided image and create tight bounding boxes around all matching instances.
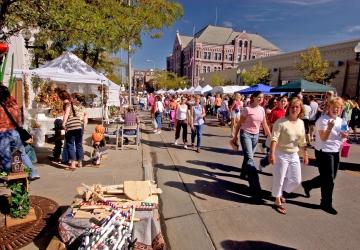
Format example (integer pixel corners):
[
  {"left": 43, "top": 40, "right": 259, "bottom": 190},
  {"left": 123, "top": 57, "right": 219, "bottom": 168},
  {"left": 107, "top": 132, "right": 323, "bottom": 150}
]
[
  {"left": 64, "top": 167, "right": 76, "bottom": 171},
  {"left": 274, "top": 204, "right": 286, "bottom": 215}
]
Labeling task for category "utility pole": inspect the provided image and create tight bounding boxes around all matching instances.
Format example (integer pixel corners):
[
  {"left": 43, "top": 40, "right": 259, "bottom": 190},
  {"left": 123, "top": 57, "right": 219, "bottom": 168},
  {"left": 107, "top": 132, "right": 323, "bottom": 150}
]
[{"left": 127, "top": 0, "right": 133, "bottom": 106}]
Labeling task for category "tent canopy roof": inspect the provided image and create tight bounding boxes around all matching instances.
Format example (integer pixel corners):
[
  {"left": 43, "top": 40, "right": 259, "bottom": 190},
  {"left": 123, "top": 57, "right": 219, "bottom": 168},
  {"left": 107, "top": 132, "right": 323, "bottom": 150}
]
[
  {"left": 239, "top": 83, "right": 273, "bottom": 94},
  {"left": 20, "top": 51, "right": 107, "bottom": 85},
  {"left": 271, "top": 79, "right": 335, "bottom": 93}
]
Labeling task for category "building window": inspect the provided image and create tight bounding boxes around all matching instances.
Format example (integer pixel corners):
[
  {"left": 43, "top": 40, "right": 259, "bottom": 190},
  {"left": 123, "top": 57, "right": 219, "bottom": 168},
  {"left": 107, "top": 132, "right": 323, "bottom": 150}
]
[
  {"left": 196, "top": 50, "right": 199, "bottom": 58},
  {"left": 207, "top": 52, "right": 211, "bottom": 60},
  {"left": 203, "top": 66, "right": 207, "bottom": 73},
  {"left": 244, "top": 41, "right": 248, "bottom": 47},
  {"left": 237, "top": 54, "right": 241, "bottom": 62},
  {"left": 252, "top": 55, "right": 255, "bottom": 59},
  {"left": 243, "top": 55, "right": 247, "bottom": 60},
  {"left": 204, "top": 52, "right": 207, "bottom": 59},
  {"left": 218, "top": 53, "right": 222, "bottom": 60},
  {"left": 196, "top": 65, "right": 199, "bottom": 76},
  {"left": 207, "top": 66, "right": 210, "bottom": 72},
  {"left": 229, "top": 54, "right": 233, "bottom": 61},
  {"left": 239, "top": 40, "right": 243, "bottom": 47}
]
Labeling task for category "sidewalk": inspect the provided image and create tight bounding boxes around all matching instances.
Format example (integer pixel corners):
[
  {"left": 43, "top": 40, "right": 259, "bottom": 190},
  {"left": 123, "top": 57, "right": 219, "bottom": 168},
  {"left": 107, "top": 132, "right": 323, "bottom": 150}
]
[{"left": 18, "top": 121, "right": 146, "bottom": 249}]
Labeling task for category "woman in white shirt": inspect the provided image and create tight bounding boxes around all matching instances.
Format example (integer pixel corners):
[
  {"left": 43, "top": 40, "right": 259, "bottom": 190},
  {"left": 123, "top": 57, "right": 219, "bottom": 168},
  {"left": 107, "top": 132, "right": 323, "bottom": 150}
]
[
  {"left": 302, "top": 97, "right": 348, "bottom": 215},
  {"left": 154, "top": 95, "right": 164, "bottom": 134},
  {"left": 269, "top": 97, "right": 308, "bottom": 214},
  {"left": 175, "top": 97, "right": 191, "bottom": 148}
]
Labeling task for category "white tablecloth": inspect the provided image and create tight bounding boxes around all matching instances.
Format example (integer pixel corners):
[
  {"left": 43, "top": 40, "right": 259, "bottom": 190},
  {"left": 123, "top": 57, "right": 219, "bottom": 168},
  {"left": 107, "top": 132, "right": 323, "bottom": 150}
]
[{"left": 85, "top": 107, "right": 103, "bottom": 119}]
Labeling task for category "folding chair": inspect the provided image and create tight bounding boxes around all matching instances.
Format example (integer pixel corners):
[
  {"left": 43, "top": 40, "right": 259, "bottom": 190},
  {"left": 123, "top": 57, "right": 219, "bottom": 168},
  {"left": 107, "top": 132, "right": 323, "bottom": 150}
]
[
  {"left": 103, "top": 123, "right": 120, "bottom": 150},
  {"left": 121, "top": 124, "right": 140, "bottom": 150}
]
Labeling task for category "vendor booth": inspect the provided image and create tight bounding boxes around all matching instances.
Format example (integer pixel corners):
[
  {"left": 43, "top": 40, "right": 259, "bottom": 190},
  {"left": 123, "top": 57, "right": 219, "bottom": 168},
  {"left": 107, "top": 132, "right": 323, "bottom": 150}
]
[
  {"left": 212, "top": 85, "right": 249, "bottom": 94},
  {"left": 15, "top": 51, "right": 121, "bottom": 113},
  {"left": 14, "top": 52, "right": 121, "bottom": 139},
  {"left": 239, "top": 83, "right": 274, "bottom": 95},
  {"left": 270, "top": 79, "right": 336, "bottom": 93}
]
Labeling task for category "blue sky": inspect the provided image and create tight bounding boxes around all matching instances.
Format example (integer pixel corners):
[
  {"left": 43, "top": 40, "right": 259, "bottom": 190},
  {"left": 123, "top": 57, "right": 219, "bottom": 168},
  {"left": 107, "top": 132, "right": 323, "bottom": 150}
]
[{"left": 130, "top": 0, "right": 360, "bottom": 70}]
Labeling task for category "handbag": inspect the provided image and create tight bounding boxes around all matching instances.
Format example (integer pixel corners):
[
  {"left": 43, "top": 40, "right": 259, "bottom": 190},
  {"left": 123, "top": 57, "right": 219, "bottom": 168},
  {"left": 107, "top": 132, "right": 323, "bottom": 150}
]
[{"left": 0, "top": 102, "right": 32, "bottom": 144}]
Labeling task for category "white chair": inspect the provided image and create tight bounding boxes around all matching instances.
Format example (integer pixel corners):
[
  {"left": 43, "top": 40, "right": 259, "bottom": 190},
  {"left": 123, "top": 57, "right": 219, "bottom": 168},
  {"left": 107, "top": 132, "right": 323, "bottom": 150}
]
[
  {"left": 121, "top": 124, "right": 140, "bottom": 150},
  {"left": 104, "top": 123, "right": 120, "bottom": 150}
]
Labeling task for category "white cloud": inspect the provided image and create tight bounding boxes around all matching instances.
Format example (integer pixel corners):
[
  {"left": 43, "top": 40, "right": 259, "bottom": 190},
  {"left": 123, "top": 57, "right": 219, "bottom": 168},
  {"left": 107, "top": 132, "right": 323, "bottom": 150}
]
[
  {"left": 346, "top": 25, "right": 360, "bottom": 33},
  {"left": 274, "top": 0, "right": 336, "bottom": 5},
  {"left": 222, "top": 21, "right": 233, "bottom": 27}
]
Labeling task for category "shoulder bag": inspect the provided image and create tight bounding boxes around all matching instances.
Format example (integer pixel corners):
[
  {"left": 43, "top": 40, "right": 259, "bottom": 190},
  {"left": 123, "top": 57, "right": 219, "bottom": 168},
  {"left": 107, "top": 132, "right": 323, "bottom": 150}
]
[{"left": 0, "top": 102, "right": 32, "bottom": 144}]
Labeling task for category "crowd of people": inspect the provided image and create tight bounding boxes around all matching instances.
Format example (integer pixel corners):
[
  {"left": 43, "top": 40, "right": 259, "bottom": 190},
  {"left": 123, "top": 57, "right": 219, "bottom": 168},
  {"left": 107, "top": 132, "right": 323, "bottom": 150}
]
[
  {"left": 1, "top": 83, "right": 359, "bottom": 215},
  {"left": 144, "top": 90, "right": 359, "bottom": 215}
]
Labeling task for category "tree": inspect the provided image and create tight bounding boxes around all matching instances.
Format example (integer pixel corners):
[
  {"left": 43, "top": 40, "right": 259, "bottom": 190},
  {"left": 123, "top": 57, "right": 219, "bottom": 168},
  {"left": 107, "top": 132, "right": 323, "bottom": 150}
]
[
  {"left": 153, "top": 71, "right": 188, "bottom": 90},
  {"left": 240, "top": 62, "right": 270, "bottom": 86},
  {"left": 211, "top": 73, "right": 223, "bottom": 86},
  {"left": 1, "top": 0, "right": 183, "bottom": 74},
  {"left": 296, "top": 47, "right": 329, "bottom": 83}
]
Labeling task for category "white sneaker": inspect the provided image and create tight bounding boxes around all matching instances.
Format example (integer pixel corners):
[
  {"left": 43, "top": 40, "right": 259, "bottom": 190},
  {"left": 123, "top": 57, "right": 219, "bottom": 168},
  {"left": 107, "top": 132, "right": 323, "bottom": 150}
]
[
  {"left": 184, "top": 144, "right": 188, "bottom": 149},
  {"left": 156, "top": 131, "right": 161, "bottom": 134},
  {"left": 174, "top": 140, "right": 178, "bottom": 145}
]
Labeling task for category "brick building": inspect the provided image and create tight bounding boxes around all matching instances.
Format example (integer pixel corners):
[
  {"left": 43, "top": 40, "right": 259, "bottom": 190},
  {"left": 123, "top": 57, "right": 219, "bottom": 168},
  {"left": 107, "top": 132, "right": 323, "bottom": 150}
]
[
  {"left": 201, "top": 39, "right": 360, "bottom": 96},
  {"left": 166, "top": 25, "right": 281, "bottom": 86}
]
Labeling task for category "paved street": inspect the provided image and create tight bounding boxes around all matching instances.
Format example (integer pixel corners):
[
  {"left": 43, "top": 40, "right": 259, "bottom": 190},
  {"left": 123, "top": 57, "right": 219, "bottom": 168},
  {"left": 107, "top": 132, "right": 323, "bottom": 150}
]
[
  {"left": 2, "top": 112, "right": 359, "bottom": 250},
  {"left": 143, "top": 114, "right": 360, "bottom": 250}
]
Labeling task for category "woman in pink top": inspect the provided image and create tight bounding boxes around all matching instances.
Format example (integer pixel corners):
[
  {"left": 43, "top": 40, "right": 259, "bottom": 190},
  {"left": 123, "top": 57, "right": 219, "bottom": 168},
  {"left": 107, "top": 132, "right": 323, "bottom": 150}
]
[{"left": 231, "top": 91, "right": 271, "bottom": 196}]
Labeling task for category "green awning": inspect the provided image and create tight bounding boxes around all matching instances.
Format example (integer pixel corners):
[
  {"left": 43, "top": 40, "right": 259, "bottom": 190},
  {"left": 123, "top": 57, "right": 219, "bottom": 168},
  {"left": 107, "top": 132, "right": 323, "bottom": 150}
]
[{"left": 270, "top": 79, "right": 335, "bottom": 93}]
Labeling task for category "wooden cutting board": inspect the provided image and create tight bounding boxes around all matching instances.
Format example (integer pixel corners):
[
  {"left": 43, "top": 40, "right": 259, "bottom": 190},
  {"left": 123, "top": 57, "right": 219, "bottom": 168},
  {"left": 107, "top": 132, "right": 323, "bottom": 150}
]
[{"left": 124, "top": 181, "right": 152, "bottom": 201}]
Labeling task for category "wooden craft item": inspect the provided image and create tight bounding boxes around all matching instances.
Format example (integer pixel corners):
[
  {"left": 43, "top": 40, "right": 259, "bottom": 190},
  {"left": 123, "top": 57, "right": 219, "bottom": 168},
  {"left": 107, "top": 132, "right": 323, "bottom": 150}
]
[
  {"left": 46, "top": 236, "right": 66, "bottom": 250},
  {"left": 124, "top": 181, "right": 152, "bottom": 201}
]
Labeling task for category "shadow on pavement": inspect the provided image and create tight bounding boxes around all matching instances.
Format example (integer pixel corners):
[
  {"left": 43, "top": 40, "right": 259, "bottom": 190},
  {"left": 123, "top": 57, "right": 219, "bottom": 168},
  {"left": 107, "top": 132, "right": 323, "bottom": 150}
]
[
  {"left": 156, "top": 163, "right": 273, "bottom": 206},
  {"left": 340, "top": 162, "right": 360, "bottom": 172},
  {"left": 221, "top": 240, "right": 296, "bottom": 250},
  {"left": 33, "top": 205, "right": 69, "bottom": 250}
]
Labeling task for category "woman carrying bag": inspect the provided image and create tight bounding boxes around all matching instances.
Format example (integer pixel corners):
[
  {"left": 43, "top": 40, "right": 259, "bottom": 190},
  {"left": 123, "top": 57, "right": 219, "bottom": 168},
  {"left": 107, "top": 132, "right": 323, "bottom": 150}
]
[
  {"left": 0, "top": 86, "right": 40, "bottom": 180},
  {"left": 61, "top": 91, "right": 84, "bottom": 170}
]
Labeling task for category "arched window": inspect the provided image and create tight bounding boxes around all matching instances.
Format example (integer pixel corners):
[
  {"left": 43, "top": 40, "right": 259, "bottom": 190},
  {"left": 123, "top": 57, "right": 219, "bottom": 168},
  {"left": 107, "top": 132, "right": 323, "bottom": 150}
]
[
  {"left": 244, "top": 41, "right": 248, "bottom": 47},
  {"left": 203, "top": 66, "right": 207, "bottom": 73},
  {"left": 239, "top": 40, "right": 243, "bottom": 47},
  {"left": 207, "top": 66, "right": 210, "bottom": 72}
]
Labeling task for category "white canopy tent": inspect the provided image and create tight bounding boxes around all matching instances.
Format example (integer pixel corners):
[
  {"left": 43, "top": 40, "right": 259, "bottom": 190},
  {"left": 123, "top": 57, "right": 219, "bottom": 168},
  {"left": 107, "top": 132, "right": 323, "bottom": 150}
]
[
  {"left": 156, "top": 89, "right": 166, "bottom": 94},
  {"left": 211, "top": 85, "right": 249, "bottom": 94},
  {"left": 15, "top": 51, "right": 120, "bottom": 106},
  {"left": 194, "top": 84, "right": 213, "bottom": 95},
  {"left": 185, "top": 86, "right": 195, "bottom": 94}
]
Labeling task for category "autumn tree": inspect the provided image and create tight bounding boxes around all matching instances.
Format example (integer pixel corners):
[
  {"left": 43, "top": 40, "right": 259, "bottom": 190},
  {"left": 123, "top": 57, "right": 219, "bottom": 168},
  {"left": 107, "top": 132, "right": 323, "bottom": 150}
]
[
  {"left": 240, "top": 62, "right": 270, "bottom": 86},
  {"left": 296, "top": 47, "right": 329, "bottom": 83},
  {"left": 1, "top": 0, "right": 183, "bottom": 73},
  {"left": 153, "top": 71, "right": 188, "bottom": 90},
  {"left": 211, "top": 73, "right": 223, "bottom": 86}
]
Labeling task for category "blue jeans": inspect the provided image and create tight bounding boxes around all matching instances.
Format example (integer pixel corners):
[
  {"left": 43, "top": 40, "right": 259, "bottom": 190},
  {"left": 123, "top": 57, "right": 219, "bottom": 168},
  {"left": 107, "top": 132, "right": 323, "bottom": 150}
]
[
  {"left": 155, "top": 112, "right": 163, "bottom": 129},
  {"left": 65, "top": 129, "right": 83, "bottom": 162},
  {"left": 0, "top": 129, "right": 39, "bottom": 178},
  {"left": 239, "top": 130, "right": 261, "bottom": 192},
  {"left": 191, "top": 124, "right": 204, "bottom": 148}
]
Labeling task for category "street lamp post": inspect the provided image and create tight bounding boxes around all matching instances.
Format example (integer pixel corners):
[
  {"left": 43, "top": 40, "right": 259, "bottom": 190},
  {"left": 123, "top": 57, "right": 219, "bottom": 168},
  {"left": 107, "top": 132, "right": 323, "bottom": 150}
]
[
  {"left": 355, "top": 42, "right": 360, "bottom": 97},
  {"left": 21, "top": 29, "right": 46, "bottom": 50}
]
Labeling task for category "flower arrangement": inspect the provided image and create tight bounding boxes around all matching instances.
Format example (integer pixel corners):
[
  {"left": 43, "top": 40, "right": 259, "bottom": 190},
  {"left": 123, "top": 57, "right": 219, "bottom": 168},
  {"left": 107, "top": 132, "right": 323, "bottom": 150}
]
[{"left": 34, "top": 80, "right": 64, "bottom": 117}]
